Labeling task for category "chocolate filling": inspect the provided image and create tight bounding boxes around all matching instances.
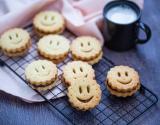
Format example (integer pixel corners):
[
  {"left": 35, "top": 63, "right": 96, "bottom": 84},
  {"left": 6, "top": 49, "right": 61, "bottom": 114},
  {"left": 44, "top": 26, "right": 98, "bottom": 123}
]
[
  {"left": 107, "top": 83, "right": 140, "bottom": 93},
  {"left": 72, "top": 51, "right": 102, "bottom": 61},
  {"left": 31, "top": 82, "right": 53, "bottom": 88},
  {"left": 35, "top": 27, "right": 63, "bottom": 34}
]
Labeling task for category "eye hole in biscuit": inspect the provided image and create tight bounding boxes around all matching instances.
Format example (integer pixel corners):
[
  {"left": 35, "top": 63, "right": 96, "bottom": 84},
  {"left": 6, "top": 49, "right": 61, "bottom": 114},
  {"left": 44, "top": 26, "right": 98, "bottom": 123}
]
[
  {"left": 81, "top": 43, "right": 83, "bottom": 47},
  {"left": 87, "top": 85, "right": 90, "bottom": 93},
  {"left": 51, "top": 16, "right": 55, "bottom": 20},
  {"left": 79, "top": 86, "right": 82, "bottom": 93},
  {"left": 72, "top": 68, "right": 76, "bottom": 74},
  {"left": 57, "top": 41, "right": 60, "bottom": 46},
  {"left": 16, "top": 33, "right": 18, "bottom": 38},
  {"left": 49, "top": 40, "right": 53, "bottom": 45},
  {"left": 85, "top": 74, "right": 88, "bottom": 78},
  {"left": 35, "top": 68, "right": 39, "bottom": 72},
  {"left": 42, "top": 65, "right": 45, "bottom": 70},
  {"left": 9, "top": 35, "right": 12, "bottom": 40},
  {"left": 44, "top": 15, "right": 48, "bottom": 20},
  {"left": 88, "top": 42, "right": 90, "bottom": 46},
  {"left": 80, "top": 67, "right": 83, "bottom": 72},
  {"left": 125, "top": 71, "right": 128, "bottom": 76},
  {"left": 118, "top": 72, "right": 121, "bottom": 77}
]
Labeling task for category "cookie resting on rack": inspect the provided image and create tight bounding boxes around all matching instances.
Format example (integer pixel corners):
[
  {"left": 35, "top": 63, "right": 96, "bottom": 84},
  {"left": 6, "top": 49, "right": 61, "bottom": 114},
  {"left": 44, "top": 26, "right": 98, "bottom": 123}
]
[
  {"left": 106, "top": 65, "right": 140, "bottom": 97},
  {"left": 67, "top": 78, "right": 102, "bottom": 111},
  {"left": 33, "top": 11, "right": 65, "bottom": 37},
  {"left": 71, "top": 36, "right": 103, "bottom": 65},
  {"left": 37, "top": 35, "right": 70, "bottom": 64},
  {"left": 25, "top": 60, "right": 58, "bottom": 91},
  {"left": 0, "top": 28, "right": 31, "bottom": 57}
]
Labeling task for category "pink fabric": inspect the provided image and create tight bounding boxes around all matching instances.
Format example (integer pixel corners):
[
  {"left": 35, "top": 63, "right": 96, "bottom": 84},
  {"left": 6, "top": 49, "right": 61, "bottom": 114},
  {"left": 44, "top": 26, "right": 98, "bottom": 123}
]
[
  {"left": 0, "top": 0, "right": 144, "bottom": 46},
  {"left": 0, "top": 0, "right": 144, "bottom": 102}
]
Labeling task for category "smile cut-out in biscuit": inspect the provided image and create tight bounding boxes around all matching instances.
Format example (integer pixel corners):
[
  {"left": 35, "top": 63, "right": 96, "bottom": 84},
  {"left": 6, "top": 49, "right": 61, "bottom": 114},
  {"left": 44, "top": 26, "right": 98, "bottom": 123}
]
[
  {"left": 116, "top": 71, "right": 132, "bottom": 84},
  {"left": 8, "top": 33, "right": 22, "bottom": 44},
  {"left": 62, "top": 61, "right": 95, "bottom": 85},
  {"left": 41, "top": 14, "right": 55, "bottom": 26},
  {"left": 71, "top": 36, "right": 102, "bottom": 59},
  {"left": 68, "top": 78, "right": 101, "bottom": 111},
  {"left": 107, "top": 65, "right": 140, "bottom": 92},
  {"left": 4, "top": 30, "right": 23, "bottom": 44},
  {"left": 25, "top": 60, "right": 57, "bottom": 84},
  {"left": 37, "top": 35, "right": 70, "bottom": 59}
]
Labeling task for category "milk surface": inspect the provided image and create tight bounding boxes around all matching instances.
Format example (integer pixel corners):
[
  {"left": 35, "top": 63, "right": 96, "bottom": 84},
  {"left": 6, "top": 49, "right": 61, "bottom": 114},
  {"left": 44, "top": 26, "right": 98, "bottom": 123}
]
[{"left": 106, "top": 5, "right": 138, "bottom": 24}]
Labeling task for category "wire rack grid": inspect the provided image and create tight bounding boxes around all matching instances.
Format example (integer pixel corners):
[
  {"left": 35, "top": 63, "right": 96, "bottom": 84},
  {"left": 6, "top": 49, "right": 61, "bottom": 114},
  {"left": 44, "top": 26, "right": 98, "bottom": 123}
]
[{"left": 0, "top": 24, "right": 158, "bottom": 125}]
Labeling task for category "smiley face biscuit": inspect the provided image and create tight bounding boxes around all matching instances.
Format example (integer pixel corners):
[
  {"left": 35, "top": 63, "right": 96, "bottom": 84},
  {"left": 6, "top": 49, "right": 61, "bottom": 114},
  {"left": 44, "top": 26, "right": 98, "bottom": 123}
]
[
  {"left": 106, "top": 66, "right": 140, "bottom": 97},
  {"left": 0, "top": 28, "right": 31, "bottom": 57},
  {"left": 71, "top": 36, "right": 102, "bottom": 65},
  {"left": 62, "top": 61, "right": 95, "bottom": 86},
  {"left": 67, "top": 78, "right": 101, "bottom": 111},
  {"left": 37, "top": 35, "right": 70, "bottom": 63},
  {"left": 25, "top": 60, "right": 57, "bottom": 91},
  {"left": 33, "top": 11, "right": 65, "bottom": 37}
]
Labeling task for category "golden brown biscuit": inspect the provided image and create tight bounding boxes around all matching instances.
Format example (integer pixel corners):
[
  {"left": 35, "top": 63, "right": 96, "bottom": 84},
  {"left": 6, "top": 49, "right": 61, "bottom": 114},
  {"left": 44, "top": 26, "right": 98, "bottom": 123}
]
[
  {"left": 71, "top": 36, "right": 102, "bottom": 65},
  {"left": 67, "top": 78, "right": 101, "bottom": 111},
  {"left": 33, "top": 11, "right": 65, "bottom": 37},
  {"left": 106, "top": 65, "right": 140, "bottom": 97},
  {"left": 37, "top": 35, "right": 70, "bottom": 63},
  {"left": 25, "top": 60, "right": 57, "bottom": 91},
  {"left": 106, "top": 65, "right": 140, "bottom": 92},
  {"left": 0, "top": 28, "right": 31, "bottom": 57}
]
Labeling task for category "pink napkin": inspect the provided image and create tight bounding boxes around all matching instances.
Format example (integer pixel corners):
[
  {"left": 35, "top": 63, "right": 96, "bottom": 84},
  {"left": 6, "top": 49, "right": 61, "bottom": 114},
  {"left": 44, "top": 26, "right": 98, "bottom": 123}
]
[
  {"left": 0, "top": 0, "right": 144, "bottom": 102},
  {"left": 0, "top": 0, "right": 143, "bottom": 45}
]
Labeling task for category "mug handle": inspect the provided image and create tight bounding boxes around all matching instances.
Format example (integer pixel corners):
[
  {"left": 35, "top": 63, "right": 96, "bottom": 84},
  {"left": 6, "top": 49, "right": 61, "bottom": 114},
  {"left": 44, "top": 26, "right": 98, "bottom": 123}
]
[{"left": 136, "top": 22, "right": 152, "bottom": 44}]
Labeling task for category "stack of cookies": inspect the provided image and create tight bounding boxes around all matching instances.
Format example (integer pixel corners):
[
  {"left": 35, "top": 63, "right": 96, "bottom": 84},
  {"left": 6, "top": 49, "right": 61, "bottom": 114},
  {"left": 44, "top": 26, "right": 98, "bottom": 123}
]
[
  {"left": 0, "top": 28, "right": 31, "bottom": 57},
  {"left": 71, "top": 36, "right": 103, "bottom": 65},
  {"left": 37, "top": 35, "right": 70, "bottom": 64},
  {"left": 63, "top": 61, "right": 102, "bottom": 111},
  {"left": 25, "top": 60, "right": 58, "bottom": 91},
  {"left": 33, "top": 11, "right": 65, "bottom": 37},
  {"left": 106, "top": 65, "right": 140, "bottom": 97}
]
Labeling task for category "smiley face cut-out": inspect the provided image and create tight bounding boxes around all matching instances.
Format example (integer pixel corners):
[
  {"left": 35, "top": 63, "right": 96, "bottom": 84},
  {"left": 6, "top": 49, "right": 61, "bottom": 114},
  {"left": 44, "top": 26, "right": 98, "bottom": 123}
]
[
  {"left": 67, "top": 78, "right": 101, "bottom": 111},
  {"left": 63, "top": 61, "right": 95, "bottom": 85},
  {"left": 33, "top": 11, "right": 65, "bottom": 33},
  {"left": 25, "top": 60, "right": 57, "bottom": 84},
  {"left": 107, "top": 66, "right": 140, "bottom": 92},
  {"left": 71, "top": 36, "right": 102, "bottom": 59},
  {"left": 115, "top": 69, "right": 133, "bottom": 85},
  {"left": 0, "top": 28, "right": 30, "bottom": 50},
  {"left": 40, "top": 13, "right": 56, "bottom": 26},
  {"left": 38, "top": 35, "right": 70, "bottom": 59}
]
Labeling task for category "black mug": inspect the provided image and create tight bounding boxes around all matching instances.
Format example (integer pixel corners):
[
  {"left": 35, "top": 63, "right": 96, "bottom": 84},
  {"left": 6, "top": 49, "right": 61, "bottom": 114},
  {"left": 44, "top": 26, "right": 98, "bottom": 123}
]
[{"left": 103, "top": 0, "right": 151, "bottom": 51}]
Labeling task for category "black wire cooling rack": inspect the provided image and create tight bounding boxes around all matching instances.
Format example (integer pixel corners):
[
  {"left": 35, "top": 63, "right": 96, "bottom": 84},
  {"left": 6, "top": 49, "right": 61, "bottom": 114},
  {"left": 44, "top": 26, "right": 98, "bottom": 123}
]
[{"left": 0, "top": 24, "right": 158, "bottom": 125}]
